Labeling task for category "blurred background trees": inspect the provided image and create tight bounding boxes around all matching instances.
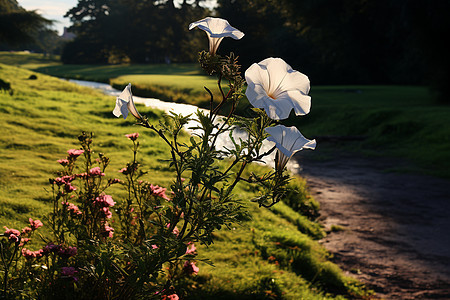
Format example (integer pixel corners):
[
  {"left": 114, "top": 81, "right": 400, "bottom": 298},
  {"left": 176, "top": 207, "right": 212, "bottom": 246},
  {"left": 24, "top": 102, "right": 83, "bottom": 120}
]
[
  {"left": 1, "top": 0, "right": 449, "bottom": 103},
  {"left": 62, "top": 0, "right": 210, "bottom": 64},
  {"left": 0, "top": 0, "right": 58, "bottom": 55}
]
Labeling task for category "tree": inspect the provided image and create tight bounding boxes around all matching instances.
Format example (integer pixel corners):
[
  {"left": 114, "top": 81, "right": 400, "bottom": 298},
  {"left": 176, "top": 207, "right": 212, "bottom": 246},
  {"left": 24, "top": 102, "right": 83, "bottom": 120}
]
[
  {"left": 216, "top": 0, "right": 450, "bottom": 103},
  {"left": 63, "top": 0, "right": 210, "bottom": 64},
  {"left": 0, "top": 0, "right": 52, "bottom": 46}
]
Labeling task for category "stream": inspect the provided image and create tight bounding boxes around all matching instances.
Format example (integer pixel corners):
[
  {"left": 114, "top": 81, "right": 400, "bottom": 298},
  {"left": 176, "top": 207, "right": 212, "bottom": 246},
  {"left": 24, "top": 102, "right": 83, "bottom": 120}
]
[{"left": 68, "top": 79, "right": 301, "bottom": 172}]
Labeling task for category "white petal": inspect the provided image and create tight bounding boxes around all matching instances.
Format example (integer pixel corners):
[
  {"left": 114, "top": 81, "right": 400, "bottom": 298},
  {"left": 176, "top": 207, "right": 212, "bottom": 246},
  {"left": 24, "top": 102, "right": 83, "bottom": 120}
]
[
  {"left": 265, "top": 125, "right": 315, "bottom": 157},
  {"left": 284, "top": 90, "right": 311, "bottom": 116},
  {"left": 118, "top": 83, "right": 133, "bottom": 103},
  {"left": 263, "top": 94, "right": 295, "bottom": 120},
  {"left": 189, "top": 17, "right": 244, "bottom": 40},
  {"left": 128, "top": 97, "right": 143, "bottom": 120},
  {"left": 113, "top": 98, "right": 128, "bottom": 119},
  {"left": 259, "top": 58, "right": 291, "bottom": 96},
  {"left": 282, "top": 70, "right": 310, "bottom": 95},
  {"left": 245, "top": 57, "right": 311, "bottom": 120}
]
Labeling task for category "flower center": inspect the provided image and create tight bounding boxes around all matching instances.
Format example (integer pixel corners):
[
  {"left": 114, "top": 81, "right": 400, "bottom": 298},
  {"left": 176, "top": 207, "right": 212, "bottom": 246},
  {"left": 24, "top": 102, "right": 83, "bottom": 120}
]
[{"left": 267, "top": 93, "right": 276, "bottom": 100}]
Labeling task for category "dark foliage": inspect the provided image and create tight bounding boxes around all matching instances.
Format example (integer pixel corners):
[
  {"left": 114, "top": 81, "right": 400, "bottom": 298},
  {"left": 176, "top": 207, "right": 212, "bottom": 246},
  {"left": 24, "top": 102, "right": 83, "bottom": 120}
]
[
  {"left": 216, "top": 0, "right": 450, "bottom": 103},
  {"left": 63, "top": 0, "right": 210, "bottom": 64}
]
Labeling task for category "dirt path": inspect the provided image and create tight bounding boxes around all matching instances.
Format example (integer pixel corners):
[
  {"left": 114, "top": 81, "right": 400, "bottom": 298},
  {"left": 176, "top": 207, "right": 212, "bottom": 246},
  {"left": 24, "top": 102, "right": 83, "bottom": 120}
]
[{"left": 295, "top": 151, "right": 450, "bottom": 299}]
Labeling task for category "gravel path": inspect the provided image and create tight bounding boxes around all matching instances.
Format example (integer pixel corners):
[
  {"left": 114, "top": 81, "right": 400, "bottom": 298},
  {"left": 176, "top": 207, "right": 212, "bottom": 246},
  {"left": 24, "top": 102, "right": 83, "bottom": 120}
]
[{"left": 295, "top": 151, "right": 450, "bottom": 299}]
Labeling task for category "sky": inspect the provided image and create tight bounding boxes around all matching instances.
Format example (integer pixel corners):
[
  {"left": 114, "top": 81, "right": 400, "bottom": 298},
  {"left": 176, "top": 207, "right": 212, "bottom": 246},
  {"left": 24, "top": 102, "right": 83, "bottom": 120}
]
[{"left": 18, "top": 0, "right": 77, "bottom": 35}]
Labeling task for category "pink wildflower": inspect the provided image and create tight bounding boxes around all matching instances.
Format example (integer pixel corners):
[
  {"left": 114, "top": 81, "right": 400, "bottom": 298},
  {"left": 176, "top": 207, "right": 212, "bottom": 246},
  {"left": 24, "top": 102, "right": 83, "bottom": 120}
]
[
  {"left": 29, "top": 218, "right": 43, "bottom": 230},
  {"left": 110, "top": 178, "right": 121, "bottom": 184},
  {"left": 53, "top": 175, "right": 75, "bottom": 186},
  {"left": 4, "top": 227, "right": 20, "bottom": 237},
  {"left": 89, "top": 167, "right": 105, "bottom": 176},
  {"left": 57, "top": 159, "right": 70, "bottom": 166},
  {"left": 125, "top": 132, "right": 139, "bottom": 141},
  {"left": 62, "top": 175, "right": 75, "bottom": 182},
  {"left": 94, "top": 195, "right": 115, "bottom": 207},
  {"left": 151, "top": 244, "right": 158, "bottom": 249},
  {"left": 64, "top": 183, "right": 77, "bottom": 193},
  {"left": 118, "top": 167, "right": 127, "bottom": 173},
  {"left": 53, "top": 177, "right": 65, "bottom": 186},
  {"left": 151, "top": 184, "right": 170, "bottom": 201},
  {"left": 167, "top": 224, "right": 180, "bottom": 236},
  {"left": 66, "top": 203, "right": 82, "bottom": 215},
  {"left": 19, "top": 237, "right": 30, "bottom": 246},
  {"left": 8, "top": 234, "right": 20, "bottom": 243},
  {"left": 22, "top": 248, "right": 44, "bottom": 259},
  {"left": 103, "top": 224, "right": 114, "bottom": 238},
  {"left": 185, "top": 243, "right": 196, "bottom": 255},
  {"left": 162, "top": 294, "right": 179, "bottom": 300},
  {"left": 102, "top": 207, "right": 113, "bottom": 219},
  {"left": 183, "top": 261, "right": 199, "bottom": 275},
  {"left": 21, "top": 227, "right": 32, "bottom": 235},
  {"left": 75, "top": 172, "right": 87, "bottom": 178},
  {"left": 67, "top": 149, "right": 84, "bottom": 157}
]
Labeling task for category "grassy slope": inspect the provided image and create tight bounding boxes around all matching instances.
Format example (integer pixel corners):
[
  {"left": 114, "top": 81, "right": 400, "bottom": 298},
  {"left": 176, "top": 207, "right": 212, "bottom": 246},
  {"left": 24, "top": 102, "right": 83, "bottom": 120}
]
[
  {"left": 2, "top": 52, "right": 448, "bottom": 178},
  {"left": 0, "top": 63, "right": 370, "bottom": 299}
]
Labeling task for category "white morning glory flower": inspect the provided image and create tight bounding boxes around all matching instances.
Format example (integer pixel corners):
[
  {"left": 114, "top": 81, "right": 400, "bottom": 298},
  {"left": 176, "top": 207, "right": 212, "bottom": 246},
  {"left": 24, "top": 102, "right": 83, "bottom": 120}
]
[
  {"left": 189, "top": 17, "right": 244, "bottom": 55},
  {"left": 265, "top": 125, "right": 316, "bottom": 171},
  {"left": 245, "top": 57, "right": 311, "bottom": 120},
  {"left": 112, "top": 83, "right": 143, "bottom": 120}
]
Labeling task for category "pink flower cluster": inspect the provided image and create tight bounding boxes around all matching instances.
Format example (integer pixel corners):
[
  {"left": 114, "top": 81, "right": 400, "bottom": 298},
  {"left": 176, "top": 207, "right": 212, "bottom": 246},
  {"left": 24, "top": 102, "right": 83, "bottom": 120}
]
[
  {"left": 93, "top": 194, "right": 115, "bottom": 219},
  {"left": 57, "top": 149, "right": 84, "bottom": 167},
  {"left": 67, "top": 149, "right": 84, "bottom": 157},
  {"left": 53, "top": 175, "right": 77, "bottom": 193},
  {"left": 89, "top": 166, "right": 105, "bottom": 176},
  {"left": 29, "top": 218, "right": 43, "bottom": 230},
  {"left": 167, "top": 224, "right": 180, "bottom": 236},
  {"left": 94, "top": 194, "right": 116, "bottom": 207},
  {"left": 4, "top": 219, "right": 43, "bottom": 243},
  {"left": 125, "top": 132, "right": 139, "bottom": 141},
  {"left": 22, "top": 243, "right": 77, "bottom": 260},
  {"left": 162, "top": 294, "right": 179, "bottom": 300},
  {"left": 151, "top": 184, "right": 170, "bottom": 200},
  {"left": 3, "top": 227, "right": 21, "bottom": 243},
  {"left": 22, "top": 248, "right": 44, "bottom": 259},
  {"left": 22, "top": 218, "right": 43, "bottom": 235},
  {"left": 183, "top": 261, "right": 199, "bottom": 275},
  {"left": 118, "top": 165, "right": 137, "bottom": 175},
  {"left": 57, "top": 159, "right": 70, "bottom": 166},
  {"left": 103, "top": 223, "right": 114, "bottom": 238},
  {"left": 185, "top": 242, "right": 196, "bottom": 255},
  {"left": 62, "top": 201, "right": 82, "bottom": 215}
]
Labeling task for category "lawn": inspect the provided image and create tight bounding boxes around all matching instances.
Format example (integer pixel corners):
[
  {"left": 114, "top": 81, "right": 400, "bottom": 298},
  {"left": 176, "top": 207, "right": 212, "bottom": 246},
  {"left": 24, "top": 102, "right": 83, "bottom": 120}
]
[
  {"left": 0, "top": 62, "right": 372, "bottom": 298},
  {"left": 2, "top": 51, "right": 449, "bottom": 178}
]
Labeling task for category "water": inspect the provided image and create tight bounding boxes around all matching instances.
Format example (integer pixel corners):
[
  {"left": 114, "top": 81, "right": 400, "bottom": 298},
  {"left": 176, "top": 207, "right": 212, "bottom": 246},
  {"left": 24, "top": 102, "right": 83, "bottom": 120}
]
[{"left": 68, "top": 79, "right": 300, "bottom": 172}]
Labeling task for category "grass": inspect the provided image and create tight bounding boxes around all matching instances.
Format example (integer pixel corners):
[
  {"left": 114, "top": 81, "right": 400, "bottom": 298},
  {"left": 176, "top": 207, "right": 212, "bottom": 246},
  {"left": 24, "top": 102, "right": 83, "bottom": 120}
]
[
  {"left": 286, "top": 85, "right": 450, "bottom": 177},
  {"left": 0, "top": 63, "right": 372, "bottom": 298},
  {"left": 2, "top": 51, "right": 448, "bottom": 177}
]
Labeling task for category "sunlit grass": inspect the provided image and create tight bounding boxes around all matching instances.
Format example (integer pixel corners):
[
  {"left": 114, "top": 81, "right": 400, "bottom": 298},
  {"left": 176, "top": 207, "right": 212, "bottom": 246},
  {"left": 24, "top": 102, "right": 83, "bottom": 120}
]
[
  {"left": 2, "top": 51, "right": 448, "bottom": 177},
  {"left": 110, "top": 74, "right": 222, "bottom": 108}
]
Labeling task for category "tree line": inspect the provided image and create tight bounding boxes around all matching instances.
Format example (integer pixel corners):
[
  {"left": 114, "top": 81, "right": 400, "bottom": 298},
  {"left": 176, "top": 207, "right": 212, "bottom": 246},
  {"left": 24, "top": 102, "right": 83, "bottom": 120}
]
[
  {"left": 0, "top": 0, "right": 60, "bottom": 55},
  {"left": 1, "top": 0, "right": 449, "bottom": 102},
  {"left": 61, "top": 0, "right": 210, "bottom": 64}
]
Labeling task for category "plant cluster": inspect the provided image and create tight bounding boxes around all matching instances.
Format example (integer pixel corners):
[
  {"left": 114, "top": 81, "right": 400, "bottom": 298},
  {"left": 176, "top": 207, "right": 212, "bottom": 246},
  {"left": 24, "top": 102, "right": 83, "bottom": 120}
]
[{"left": 1, "top": 17, "right": 316, "bottom": 299}]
